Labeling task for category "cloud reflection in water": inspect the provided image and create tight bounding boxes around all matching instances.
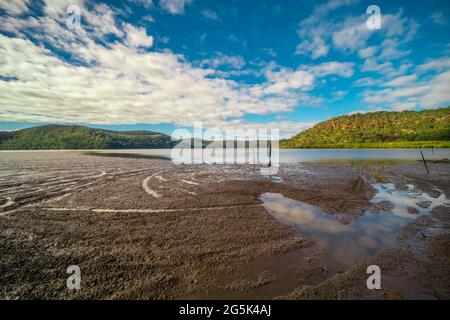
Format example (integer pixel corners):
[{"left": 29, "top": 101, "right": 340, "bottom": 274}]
[{"left": 261, "top": 183, "right": 448, "bottom": 269}]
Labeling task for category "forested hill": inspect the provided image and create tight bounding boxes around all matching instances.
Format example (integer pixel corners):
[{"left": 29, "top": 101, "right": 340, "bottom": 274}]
[
  {"left": 0, "top": 125, "right": 176, "bottom": 150},
  {"left": 281, "top": 106, "right": 450, "bottom": 148},
  {"left": 2, "top": 107, "right": 449, "bottom": 150}
]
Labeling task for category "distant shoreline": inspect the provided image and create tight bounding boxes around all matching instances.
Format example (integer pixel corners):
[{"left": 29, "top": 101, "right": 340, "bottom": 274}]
[
  {"left": 1, "top": 146, "right": 449, "bottom": 151},
  {"left": 279, "top": 141, "right": 450, "bottom": 149},
  {"left": 0, "top": 148, "right": 174, "bottom": 152}
]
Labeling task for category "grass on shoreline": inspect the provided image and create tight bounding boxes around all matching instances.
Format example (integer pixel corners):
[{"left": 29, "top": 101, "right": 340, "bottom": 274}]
[{"left": 280, "top": 140, "right": 450, "bottom": 149}]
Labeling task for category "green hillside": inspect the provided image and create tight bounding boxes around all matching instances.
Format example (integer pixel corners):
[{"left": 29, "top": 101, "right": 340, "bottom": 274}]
[
  {"left": 0, "top": 125, "right": 176, "bottom": 150},
  {"left": 281, "top": 107, "right": 450, "bottom": 148}
]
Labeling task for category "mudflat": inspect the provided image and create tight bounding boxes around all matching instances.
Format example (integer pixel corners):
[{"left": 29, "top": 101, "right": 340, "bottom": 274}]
[{"left": 0, "top": 151, "right": 449, "bottom": 299}]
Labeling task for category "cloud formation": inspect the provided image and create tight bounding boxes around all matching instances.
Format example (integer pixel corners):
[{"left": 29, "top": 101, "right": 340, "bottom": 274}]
[
  {"left": 296, "top": 0, "right": 418, "bottom": 61},
  {"left": 202, "top": 8, "right": 218, "bottom": 20},
  {"left": 0, "top": 0, "right": 31, "bottom": 15},
  {"left": 1, "top": 0, "right": 448, "bottom": 138},
  {"left": 0, "top": 1, "right": 352, "bottom": 136},
  {"left": 362, "top": 57, "right": 450, "bottom": 110},
  {"left": 159, "top": 0, "right": 192, "bottom": 15}
]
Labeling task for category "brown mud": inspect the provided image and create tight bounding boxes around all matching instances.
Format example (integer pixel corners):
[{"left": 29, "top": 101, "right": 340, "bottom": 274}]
[{"left": 0, "top": 151, "right": 448, "bottom": 299}]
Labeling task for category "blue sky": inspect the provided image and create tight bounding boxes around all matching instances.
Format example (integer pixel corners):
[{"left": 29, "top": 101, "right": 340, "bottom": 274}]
[{"left": 0, "top": 0, "right": 449, "bottom": 137}]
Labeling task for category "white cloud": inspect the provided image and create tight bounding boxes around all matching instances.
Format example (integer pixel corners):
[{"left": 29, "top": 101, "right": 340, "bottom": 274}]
[
  {"left": 159, "top": 0, "right": 192, "bottom": 15},
  {"left": 418, "top": 57, "right": 450, "bottom": 72},
  {"left": 331, "top": 90, "right": 348, "bottom": 100},
  {"left": 357, "top": 46, "right": 377, "bottom": 59},
  {"left": 263, "top": 48, "right": 277, "bottom": 57},
  {"left": 4, "top": 0, "right": 441, "bottom": 131},
  {"left": 202, "top": 8, "right": 218, "bottom": 20},
  {"left": 358, "top": 50, "right": 450, "bottom": 111},
  {"left": 129, "top": 0, "right": 153, "bottom": 8},
  {"left": 384, "top": 74, "right": 417, "bottom": 87},
  {"left": 43, "top": 0, "right": 84, "bottom": 16},
  {"left": 207, "top": 121, "right": 317, "bottom": 139},
  {"left": 295, "top": 36, "right": 329, "bottom": 60},
  {"left": 303, "top": 0, "right": 360, "bottom": 25},
  {"left": 124, "top": 24, "right": 153, "bottom": 48},
  {"left": 263, "top": 69, "right": 315, "bottom": 94},
  {"left": 332, "top": 16, "right": 371, "bottom": 52},
  {"left": 294, "top": 0, "right": 361, "bottom": 59},
  {"left": 0, "top": 0, "right": 31, "bottom": 15},
  {"left": 83, "top": 3, "right": 124, "bottom": 39},
  {"left": 361, "top": 58, "right": 394, "bottom": 74},
  {"left": 316, "top": 0, "right": 360, "bottom": 14},
  {"left": 256, "top": 61, "right": 353, "bottom": 98},
  {"left": 200, "top": 53, "right": 245, "bottom": 69},
  {"left": 0, "top": 3, "right": 357, "bottom": 128},
  {"left": 296, "top": 5, "right": 419, "bottom": 60},
  {"left": 431, "top": 11, "right": 447, "bottom": 26},
  {"left": 306, "top": 61, "right": 355, "bottom": 78},
  {"left": 363, "top": 67, "right": 450, "bottom": 110},
  {"left": 378, "top": 38, "right": 411, "bottom": 60},
  {"left": 364, "top": 85, "right": 428, "bottom": 104},
  {"left": 198, "top": 54, "right": 255, "bottom": 78},
  {"left": 420, "top": 70, "right": 450, "bottom": 108},
  {"left": 353, "top": 77, "right": 380, "bottom": 87}
]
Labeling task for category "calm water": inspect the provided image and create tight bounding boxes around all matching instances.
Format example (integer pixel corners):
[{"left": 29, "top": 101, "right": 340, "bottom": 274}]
[
  {"left": 91, "top": 148, "right": 450, "bottom": 163},
  {"left": 261, "top": 184, "right": 449, "bottom": 271}
]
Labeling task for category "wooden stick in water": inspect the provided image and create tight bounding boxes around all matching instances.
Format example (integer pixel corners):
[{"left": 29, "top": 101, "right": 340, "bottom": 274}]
[
  {"left": 268, "top": 140, "right": 272, "bottom": 168},
  {"left": 420, "top": 151, "right": 429, "bottom": 174}
]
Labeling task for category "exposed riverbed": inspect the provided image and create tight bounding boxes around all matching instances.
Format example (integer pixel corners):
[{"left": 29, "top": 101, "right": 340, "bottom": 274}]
[{"left": 0, "top": 151, "right": 449, "bottom": 299}]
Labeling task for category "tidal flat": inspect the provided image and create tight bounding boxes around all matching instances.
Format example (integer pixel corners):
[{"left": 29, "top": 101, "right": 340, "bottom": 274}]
[{"left": 0, "top": 151, "right": 449, "bottom": 299}]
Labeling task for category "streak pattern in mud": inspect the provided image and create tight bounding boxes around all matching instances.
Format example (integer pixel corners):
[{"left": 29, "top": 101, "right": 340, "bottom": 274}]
[{"left": 1, "top": 151, "right": 449, "bottom": 299}]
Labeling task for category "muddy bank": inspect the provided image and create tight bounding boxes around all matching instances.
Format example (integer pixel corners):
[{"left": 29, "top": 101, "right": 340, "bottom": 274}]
[
  {"left": 277, "top": 161, "right": 450, "bottom": 300},
  {"left": 0, "top": 152, "right": 449, "bottom": 299}
]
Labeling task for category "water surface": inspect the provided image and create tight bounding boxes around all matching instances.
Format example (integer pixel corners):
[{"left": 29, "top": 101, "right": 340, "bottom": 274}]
[
  {"left": 261, "top": 183, "right": 448, "bottom": 271},
  {"left": 91, "top": 148, "right": 450, "bottom": 163}
]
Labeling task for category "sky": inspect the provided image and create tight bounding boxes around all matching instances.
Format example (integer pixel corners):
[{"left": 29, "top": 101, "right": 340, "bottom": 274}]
[{"left": 0, "top": 0, "right": 449, "bottom": 138}]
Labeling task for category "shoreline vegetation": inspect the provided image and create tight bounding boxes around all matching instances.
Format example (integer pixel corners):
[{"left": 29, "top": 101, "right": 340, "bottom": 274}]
[
  {"left": 0, "top": 107, "right": 449, "bottom": 150},
  {"left": 279, "top": 140, "right": 450, "bottom": 149},
  {"left": 281, "top": 106, "right": 449, "bottom": 149},
  {"left": 0, "top": 124, "right": 175, "bottom": 150}
]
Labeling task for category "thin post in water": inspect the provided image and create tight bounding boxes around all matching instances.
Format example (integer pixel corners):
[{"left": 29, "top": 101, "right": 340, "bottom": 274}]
[
  {"left": 420, "top": 151, "right": 429, "bottom": 174},
  {"left": 268, "top": 140, "right": 272, "bottom": 168}
]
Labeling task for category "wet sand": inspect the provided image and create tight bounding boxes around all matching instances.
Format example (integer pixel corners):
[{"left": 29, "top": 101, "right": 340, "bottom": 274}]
[{"left": 0, "top": 151, "right": 449, "bottom": 299}]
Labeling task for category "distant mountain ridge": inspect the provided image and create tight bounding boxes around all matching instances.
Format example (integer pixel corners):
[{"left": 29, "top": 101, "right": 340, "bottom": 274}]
[
  {"left": 281, "top": 106, "right": 450, "bottom": 148},
  {"left": 0, "top": 125, "right": 175, "bottom": 150},
  {"left": 2, "top": 107, "right": 450, "bottom": 150}
]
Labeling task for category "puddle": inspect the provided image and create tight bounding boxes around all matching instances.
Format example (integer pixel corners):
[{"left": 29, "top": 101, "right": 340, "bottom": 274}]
[
  {"left": 370, "top": 183, "right": 446, "bottom": 218},
  {"left": 261, "top": 183, "right": 448, "bottom": 271},
  {"left": 262, "top": 175, "right": 283, "bottom": 183}
]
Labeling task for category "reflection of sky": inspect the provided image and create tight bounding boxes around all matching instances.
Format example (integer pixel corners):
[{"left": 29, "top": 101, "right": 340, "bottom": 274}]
[
  {"left": 370, "top": 183, "right": 447, "bottom": 218},
  {"left": 261, "top": 184, "right": 449, "bottom": 269}
]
